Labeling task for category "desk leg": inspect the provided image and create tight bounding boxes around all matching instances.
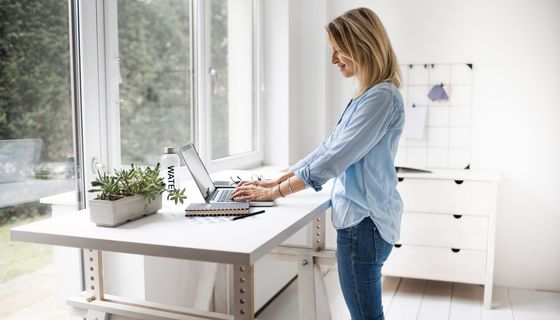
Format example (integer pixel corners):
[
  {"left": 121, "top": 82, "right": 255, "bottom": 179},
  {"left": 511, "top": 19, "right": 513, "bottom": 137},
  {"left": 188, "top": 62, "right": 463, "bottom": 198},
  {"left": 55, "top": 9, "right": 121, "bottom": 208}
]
[
  {"left": 298, "top": 258, "right": 333, "bottom": 320},
  {"left": 312, "top": 214, "right": 331, "bottom": 319},
  {"left": 233, "top": 264, "right": 254, "bottom": 320},
  {"left": 312, "top": 214, "right": 326, "bottom": 252},
  {"left": 297, "top": 213, "right": 332, "bottom": 320},
  {"left": 84, "top": 249, "right": 107, "bottom": 319},
  {"left": 314, "top": 264, "right": 331, "bottom": 320},
  {"left": 298, "top": 255, "right": 317, "bottom": 319},
  {"left": 484, "top": 283, "right": 493, "bottom": 309},
  {"left": 84, "top": 249, "right": 104, "bottom": 302}
]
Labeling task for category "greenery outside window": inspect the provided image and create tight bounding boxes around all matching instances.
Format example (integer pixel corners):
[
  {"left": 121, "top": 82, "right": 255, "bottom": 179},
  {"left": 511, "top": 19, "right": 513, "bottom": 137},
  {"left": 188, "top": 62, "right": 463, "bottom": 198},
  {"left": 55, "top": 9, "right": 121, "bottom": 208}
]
[
  {"left": 0, "top": 0, "right": 79, "bottom": 288},
  {"left": 103, "top": 0, "right": 262, "bottom": 170}
]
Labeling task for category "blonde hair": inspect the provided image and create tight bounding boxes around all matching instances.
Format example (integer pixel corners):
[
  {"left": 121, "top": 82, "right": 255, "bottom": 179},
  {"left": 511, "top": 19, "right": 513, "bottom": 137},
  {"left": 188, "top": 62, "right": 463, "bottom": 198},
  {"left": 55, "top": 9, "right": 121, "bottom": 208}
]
[{"left": 326, "top": 7, "right": 401, "bottom": 95}]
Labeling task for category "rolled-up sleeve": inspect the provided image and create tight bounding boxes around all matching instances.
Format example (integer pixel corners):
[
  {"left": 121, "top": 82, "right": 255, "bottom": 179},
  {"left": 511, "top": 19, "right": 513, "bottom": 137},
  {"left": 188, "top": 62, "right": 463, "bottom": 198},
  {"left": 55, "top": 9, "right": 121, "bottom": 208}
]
[
  {"left": 295, "top": 88, "right": 395, "bottom": 191},
  {"left": 289, "top": 134, "right": 333, "bottom": 173}
]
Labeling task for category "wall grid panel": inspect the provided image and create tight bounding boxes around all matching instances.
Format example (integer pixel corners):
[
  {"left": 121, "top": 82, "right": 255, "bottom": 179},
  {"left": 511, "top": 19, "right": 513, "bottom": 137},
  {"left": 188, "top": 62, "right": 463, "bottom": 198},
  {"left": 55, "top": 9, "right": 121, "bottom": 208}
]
[{"left": 396, "top": 63, "right": 474, "bottom": 169}]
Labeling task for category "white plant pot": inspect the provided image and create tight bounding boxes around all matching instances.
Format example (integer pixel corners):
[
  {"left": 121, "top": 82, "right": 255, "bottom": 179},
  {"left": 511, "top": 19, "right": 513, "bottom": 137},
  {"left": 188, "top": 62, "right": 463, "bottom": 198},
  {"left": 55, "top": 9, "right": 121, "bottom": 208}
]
[{"left": 89, "top": 194, "right": 162, "bottom": 227}]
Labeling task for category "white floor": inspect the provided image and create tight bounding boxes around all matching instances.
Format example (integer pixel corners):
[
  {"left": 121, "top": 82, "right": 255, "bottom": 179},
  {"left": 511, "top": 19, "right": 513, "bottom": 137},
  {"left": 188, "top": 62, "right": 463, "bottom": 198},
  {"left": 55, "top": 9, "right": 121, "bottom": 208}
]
[
  {"left": 2, "top": 265, "right": 559, "bottom": 320},
  {"left": 257, "top": 267, "right": 560, "bottom": 320}
]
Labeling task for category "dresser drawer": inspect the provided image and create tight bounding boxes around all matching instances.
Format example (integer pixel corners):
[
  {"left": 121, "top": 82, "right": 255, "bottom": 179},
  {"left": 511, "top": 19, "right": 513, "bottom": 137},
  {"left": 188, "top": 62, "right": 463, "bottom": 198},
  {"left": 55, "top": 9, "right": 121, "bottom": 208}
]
[
  {"left": 382, "top": 244, "right": 486, "bottom": 284},
  {"left": 399, "top": 212, "right": 488, "bottom": 250},
  {"left": 397, "top": 179, "right": 491, "bottom": 216}
]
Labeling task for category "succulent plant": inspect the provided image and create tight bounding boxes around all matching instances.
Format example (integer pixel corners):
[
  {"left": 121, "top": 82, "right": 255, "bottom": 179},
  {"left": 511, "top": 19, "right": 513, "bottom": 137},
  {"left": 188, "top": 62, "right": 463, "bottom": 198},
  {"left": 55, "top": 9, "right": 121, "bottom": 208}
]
[{"left": 89, "top": 163, "right": 187, "bottom": 204}]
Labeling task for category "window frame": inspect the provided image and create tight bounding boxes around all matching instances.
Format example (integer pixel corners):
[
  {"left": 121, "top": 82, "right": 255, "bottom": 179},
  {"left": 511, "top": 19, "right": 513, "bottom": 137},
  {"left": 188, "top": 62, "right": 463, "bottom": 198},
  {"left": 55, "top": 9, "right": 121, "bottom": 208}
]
[
  {"left": 89, "top": 0, "right": 264, "bottom": 174},
  {"left": 195, "top": 0, "right": 265, "bottom": 172},
  {"left": 10, "top": 0, "right": 264, "bottom": 305}
]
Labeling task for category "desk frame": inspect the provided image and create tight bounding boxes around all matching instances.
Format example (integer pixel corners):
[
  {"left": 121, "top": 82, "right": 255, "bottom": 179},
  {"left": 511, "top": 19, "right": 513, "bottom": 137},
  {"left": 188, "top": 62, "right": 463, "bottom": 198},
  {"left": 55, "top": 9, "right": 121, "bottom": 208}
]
[{"left": 67, "top": 213, "right": 335, "bottom": 320}]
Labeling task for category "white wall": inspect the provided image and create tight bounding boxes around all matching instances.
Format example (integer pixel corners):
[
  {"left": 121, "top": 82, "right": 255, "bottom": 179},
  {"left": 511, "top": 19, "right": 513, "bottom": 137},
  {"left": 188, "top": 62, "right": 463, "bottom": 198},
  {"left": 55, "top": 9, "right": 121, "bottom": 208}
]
[
  {"left": 263, "top": 0, "right": 328, "bottom": 167},
  {"left": 321, "top": 0, "right": 560, "bottom": 291},
  {"left": 264, "top": 0, "right": 560, "bottom": 291},
  {"left": 263, "top": 0, "right": 291, "bottom": 166},
  {"left": 288, "top": 0, "right": 328, "bottom": 163},
  {"left": 227, "top": 0, "right": 254, "bottom": 155}
]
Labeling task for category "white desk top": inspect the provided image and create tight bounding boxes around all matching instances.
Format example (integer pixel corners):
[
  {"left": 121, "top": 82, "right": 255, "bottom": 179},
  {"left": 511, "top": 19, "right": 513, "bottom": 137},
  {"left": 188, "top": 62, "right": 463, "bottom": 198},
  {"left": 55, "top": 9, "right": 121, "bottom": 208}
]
[{"left": 11, "top": 174, "right": 331, "bottom": 266}]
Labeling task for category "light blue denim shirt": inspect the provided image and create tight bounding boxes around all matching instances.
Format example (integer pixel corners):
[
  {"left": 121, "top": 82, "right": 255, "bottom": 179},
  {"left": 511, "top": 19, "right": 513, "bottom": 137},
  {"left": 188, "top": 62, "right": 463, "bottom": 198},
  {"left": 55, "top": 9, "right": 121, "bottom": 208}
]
[{"left": 290, "top": 82, "right": 405, "bottom": 244}]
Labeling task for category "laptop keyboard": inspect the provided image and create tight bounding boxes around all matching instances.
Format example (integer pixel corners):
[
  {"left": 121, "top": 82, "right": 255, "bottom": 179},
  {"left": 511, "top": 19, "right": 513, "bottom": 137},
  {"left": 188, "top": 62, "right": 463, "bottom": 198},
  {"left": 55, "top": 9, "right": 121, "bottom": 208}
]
[{"left": 215, "top": 189, "right": 234, "bottom": 202}]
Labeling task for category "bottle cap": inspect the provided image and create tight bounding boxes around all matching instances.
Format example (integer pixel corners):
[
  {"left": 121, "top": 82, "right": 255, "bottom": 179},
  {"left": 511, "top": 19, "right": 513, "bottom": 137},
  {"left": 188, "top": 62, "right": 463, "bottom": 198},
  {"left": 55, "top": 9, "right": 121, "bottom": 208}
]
[{"left": 164, "top": 147, "right": 176, "bottom": 154}]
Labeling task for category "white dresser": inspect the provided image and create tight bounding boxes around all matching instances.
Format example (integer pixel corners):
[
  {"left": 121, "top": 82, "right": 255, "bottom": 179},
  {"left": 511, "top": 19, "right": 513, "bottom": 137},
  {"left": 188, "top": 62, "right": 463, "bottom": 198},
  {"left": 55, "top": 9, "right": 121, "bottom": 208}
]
[{"left": 383, "top": 169, "right": 499, "bottom": 308}]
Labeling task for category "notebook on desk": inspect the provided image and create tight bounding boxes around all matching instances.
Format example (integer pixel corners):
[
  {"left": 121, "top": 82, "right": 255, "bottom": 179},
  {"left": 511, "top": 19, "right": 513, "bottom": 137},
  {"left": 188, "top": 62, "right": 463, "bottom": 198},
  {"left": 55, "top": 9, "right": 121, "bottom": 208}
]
[
  {"left": 178, "top": 143, "right": 275, "bottom": 207},
  {"left": 185, "top": 202, "right": 250, "bottom": 217}
]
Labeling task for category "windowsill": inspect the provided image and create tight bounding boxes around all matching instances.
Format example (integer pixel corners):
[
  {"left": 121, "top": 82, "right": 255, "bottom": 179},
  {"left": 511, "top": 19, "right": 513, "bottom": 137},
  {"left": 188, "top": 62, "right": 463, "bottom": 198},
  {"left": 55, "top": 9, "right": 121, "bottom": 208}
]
[{"left": 247, "top": 164, "right": 289, "bottom": 172}]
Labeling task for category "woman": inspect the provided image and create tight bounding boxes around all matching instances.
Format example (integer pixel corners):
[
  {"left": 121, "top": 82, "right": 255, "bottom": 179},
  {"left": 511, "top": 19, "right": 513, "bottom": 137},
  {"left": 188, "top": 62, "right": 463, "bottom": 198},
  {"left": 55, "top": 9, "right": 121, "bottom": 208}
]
[{"left": 232, "top": 7, "right": 404, "bottom": 320}]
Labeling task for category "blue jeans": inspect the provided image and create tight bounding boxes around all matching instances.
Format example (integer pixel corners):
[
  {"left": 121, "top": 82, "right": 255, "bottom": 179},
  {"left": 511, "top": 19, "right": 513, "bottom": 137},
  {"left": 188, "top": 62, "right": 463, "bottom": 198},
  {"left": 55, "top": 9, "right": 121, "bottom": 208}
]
[{"left": 336, "top": 218, "right": 393, "bottom": 320}]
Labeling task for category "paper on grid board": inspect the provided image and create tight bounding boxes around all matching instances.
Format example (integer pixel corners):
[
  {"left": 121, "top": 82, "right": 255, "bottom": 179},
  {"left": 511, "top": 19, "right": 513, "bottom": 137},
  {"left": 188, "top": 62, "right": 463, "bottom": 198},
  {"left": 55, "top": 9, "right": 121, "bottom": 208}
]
[{"left": 402, "top": 106, "right": 428, "bottom": 139}]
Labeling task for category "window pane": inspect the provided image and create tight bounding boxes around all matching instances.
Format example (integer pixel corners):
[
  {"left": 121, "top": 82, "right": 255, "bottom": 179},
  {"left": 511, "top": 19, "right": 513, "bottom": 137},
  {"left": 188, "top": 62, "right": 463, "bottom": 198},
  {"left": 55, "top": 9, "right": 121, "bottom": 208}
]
[
  {"left": 210, "top": 0, "right": 255, "bottom": 159},
  {"left": 0, "top": 0, "right": 77, "bottom": 306},
  {"left": 118, "top": 0, "right": 192, "bottom": 166}
]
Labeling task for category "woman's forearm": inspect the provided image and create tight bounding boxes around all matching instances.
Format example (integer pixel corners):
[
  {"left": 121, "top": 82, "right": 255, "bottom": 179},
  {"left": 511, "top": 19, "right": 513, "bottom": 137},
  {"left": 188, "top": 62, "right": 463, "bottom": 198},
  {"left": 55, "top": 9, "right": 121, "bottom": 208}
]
[
  {"left": 278, "top": 171, "right": 295, "bottom": 184},
  {"left": 271, "top": 174, "right": 306, "bottom": 199}
]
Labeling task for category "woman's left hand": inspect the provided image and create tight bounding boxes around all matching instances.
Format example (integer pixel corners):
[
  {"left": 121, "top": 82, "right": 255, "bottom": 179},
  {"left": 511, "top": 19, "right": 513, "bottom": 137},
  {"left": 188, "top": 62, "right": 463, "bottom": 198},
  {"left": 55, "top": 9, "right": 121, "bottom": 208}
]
[
  {"left": 231, "top": 184, "right": 275, "bottom": 202},
  {"left": 236, "top": 178, "right": 279, "bottom": 188}
]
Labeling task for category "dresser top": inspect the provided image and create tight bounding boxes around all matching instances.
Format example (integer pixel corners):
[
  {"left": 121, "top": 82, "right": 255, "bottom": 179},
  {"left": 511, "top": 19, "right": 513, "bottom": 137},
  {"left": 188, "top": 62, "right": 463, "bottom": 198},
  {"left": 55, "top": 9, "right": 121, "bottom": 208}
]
[{"left": 397, "top": 168, "right": 500, "bottom": 182}]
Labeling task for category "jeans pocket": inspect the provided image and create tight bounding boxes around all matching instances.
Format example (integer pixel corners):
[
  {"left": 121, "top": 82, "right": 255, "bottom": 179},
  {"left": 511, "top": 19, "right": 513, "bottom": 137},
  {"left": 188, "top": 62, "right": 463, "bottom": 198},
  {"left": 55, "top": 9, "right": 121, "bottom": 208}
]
[
  {"left": 373, "top": 225, "right": 392, "bottom": 265},
  {"left": 337, "top": 224, "right": 357, "bottom": 261}
]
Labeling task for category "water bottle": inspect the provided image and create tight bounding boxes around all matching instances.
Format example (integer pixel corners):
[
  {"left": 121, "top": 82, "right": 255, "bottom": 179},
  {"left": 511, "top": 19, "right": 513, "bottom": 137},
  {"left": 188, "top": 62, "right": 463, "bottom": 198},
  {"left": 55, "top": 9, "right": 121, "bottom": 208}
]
[{"left": 160, "top": 147, "right": 180, "bottom": 192}]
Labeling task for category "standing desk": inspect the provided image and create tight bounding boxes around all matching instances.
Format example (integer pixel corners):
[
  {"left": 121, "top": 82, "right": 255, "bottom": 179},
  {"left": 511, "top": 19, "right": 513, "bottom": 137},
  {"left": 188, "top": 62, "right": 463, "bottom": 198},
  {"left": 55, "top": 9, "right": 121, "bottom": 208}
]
[{"left": 11, "top": 178, "right": 335, "bottom": 320}]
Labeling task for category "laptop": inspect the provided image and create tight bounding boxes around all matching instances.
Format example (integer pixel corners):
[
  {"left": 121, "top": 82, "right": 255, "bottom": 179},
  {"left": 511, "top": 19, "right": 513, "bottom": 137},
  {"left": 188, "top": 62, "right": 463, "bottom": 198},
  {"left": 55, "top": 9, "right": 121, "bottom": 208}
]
[{"left": 178, "top": 143, "right": 275, "bottom": 207}]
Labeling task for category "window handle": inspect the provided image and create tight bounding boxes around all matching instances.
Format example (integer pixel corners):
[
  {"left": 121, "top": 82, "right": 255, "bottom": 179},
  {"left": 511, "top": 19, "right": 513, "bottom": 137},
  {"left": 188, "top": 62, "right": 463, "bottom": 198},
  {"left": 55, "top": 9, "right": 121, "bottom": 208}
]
[
  {"left": 209, "top": 67, "right": 218, "bottom": 95},
  {"left": 92, "top": 157, "right": 105, "bottom": 174}
]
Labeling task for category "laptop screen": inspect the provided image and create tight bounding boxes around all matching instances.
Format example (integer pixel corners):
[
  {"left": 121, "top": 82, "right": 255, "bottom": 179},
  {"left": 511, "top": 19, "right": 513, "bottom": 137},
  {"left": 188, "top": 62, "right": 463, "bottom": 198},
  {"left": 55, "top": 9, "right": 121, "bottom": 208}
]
[{"left": 178, "top": 144, "right": 215, "bottom": 199}]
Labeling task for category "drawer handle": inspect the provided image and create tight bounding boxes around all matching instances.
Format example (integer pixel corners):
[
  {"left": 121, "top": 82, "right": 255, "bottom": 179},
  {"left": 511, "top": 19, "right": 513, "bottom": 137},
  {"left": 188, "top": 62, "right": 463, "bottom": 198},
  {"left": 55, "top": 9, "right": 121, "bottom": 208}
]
[
  {"left": 451, "top": 248, "right": 461, "bottom": 253},
  {"left": 453, "top": 214, "right": 463, "bottom": 219},
  {"left": 454, "top": 180, "right": 464, "bottom": 185},
  {"left": 398, "top": 177, "right": 404, "bottom": 182},
  {"left": 394, "top": 244, "right": 402, "bottom": 248}
]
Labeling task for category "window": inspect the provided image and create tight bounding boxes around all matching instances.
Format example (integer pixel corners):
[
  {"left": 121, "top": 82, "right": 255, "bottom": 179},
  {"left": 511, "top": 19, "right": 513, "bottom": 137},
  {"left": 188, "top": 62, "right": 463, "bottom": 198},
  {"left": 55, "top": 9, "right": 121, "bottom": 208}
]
[
  {"left": 102, "top": 0, "right": 261, "bottom": 170},
  {"left": 0, "top": 0, "right": 81, "bottom": 308},
  {"left": 117, "top": 0, "right": 193, "bottom": 166},
  {"left": 209, "top": 0, "right": 255, "bottom": 160}
]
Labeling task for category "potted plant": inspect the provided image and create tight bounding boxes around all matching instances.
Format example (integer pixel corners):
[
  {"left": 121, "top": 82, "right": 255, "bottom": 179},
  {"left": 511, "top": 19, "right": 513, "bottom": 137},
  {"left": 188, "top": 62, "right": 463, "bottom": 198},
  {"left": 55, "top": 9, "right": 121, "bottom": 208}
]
[{"left": 88, "top": 163, "right": 186, "bottom": 227}]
